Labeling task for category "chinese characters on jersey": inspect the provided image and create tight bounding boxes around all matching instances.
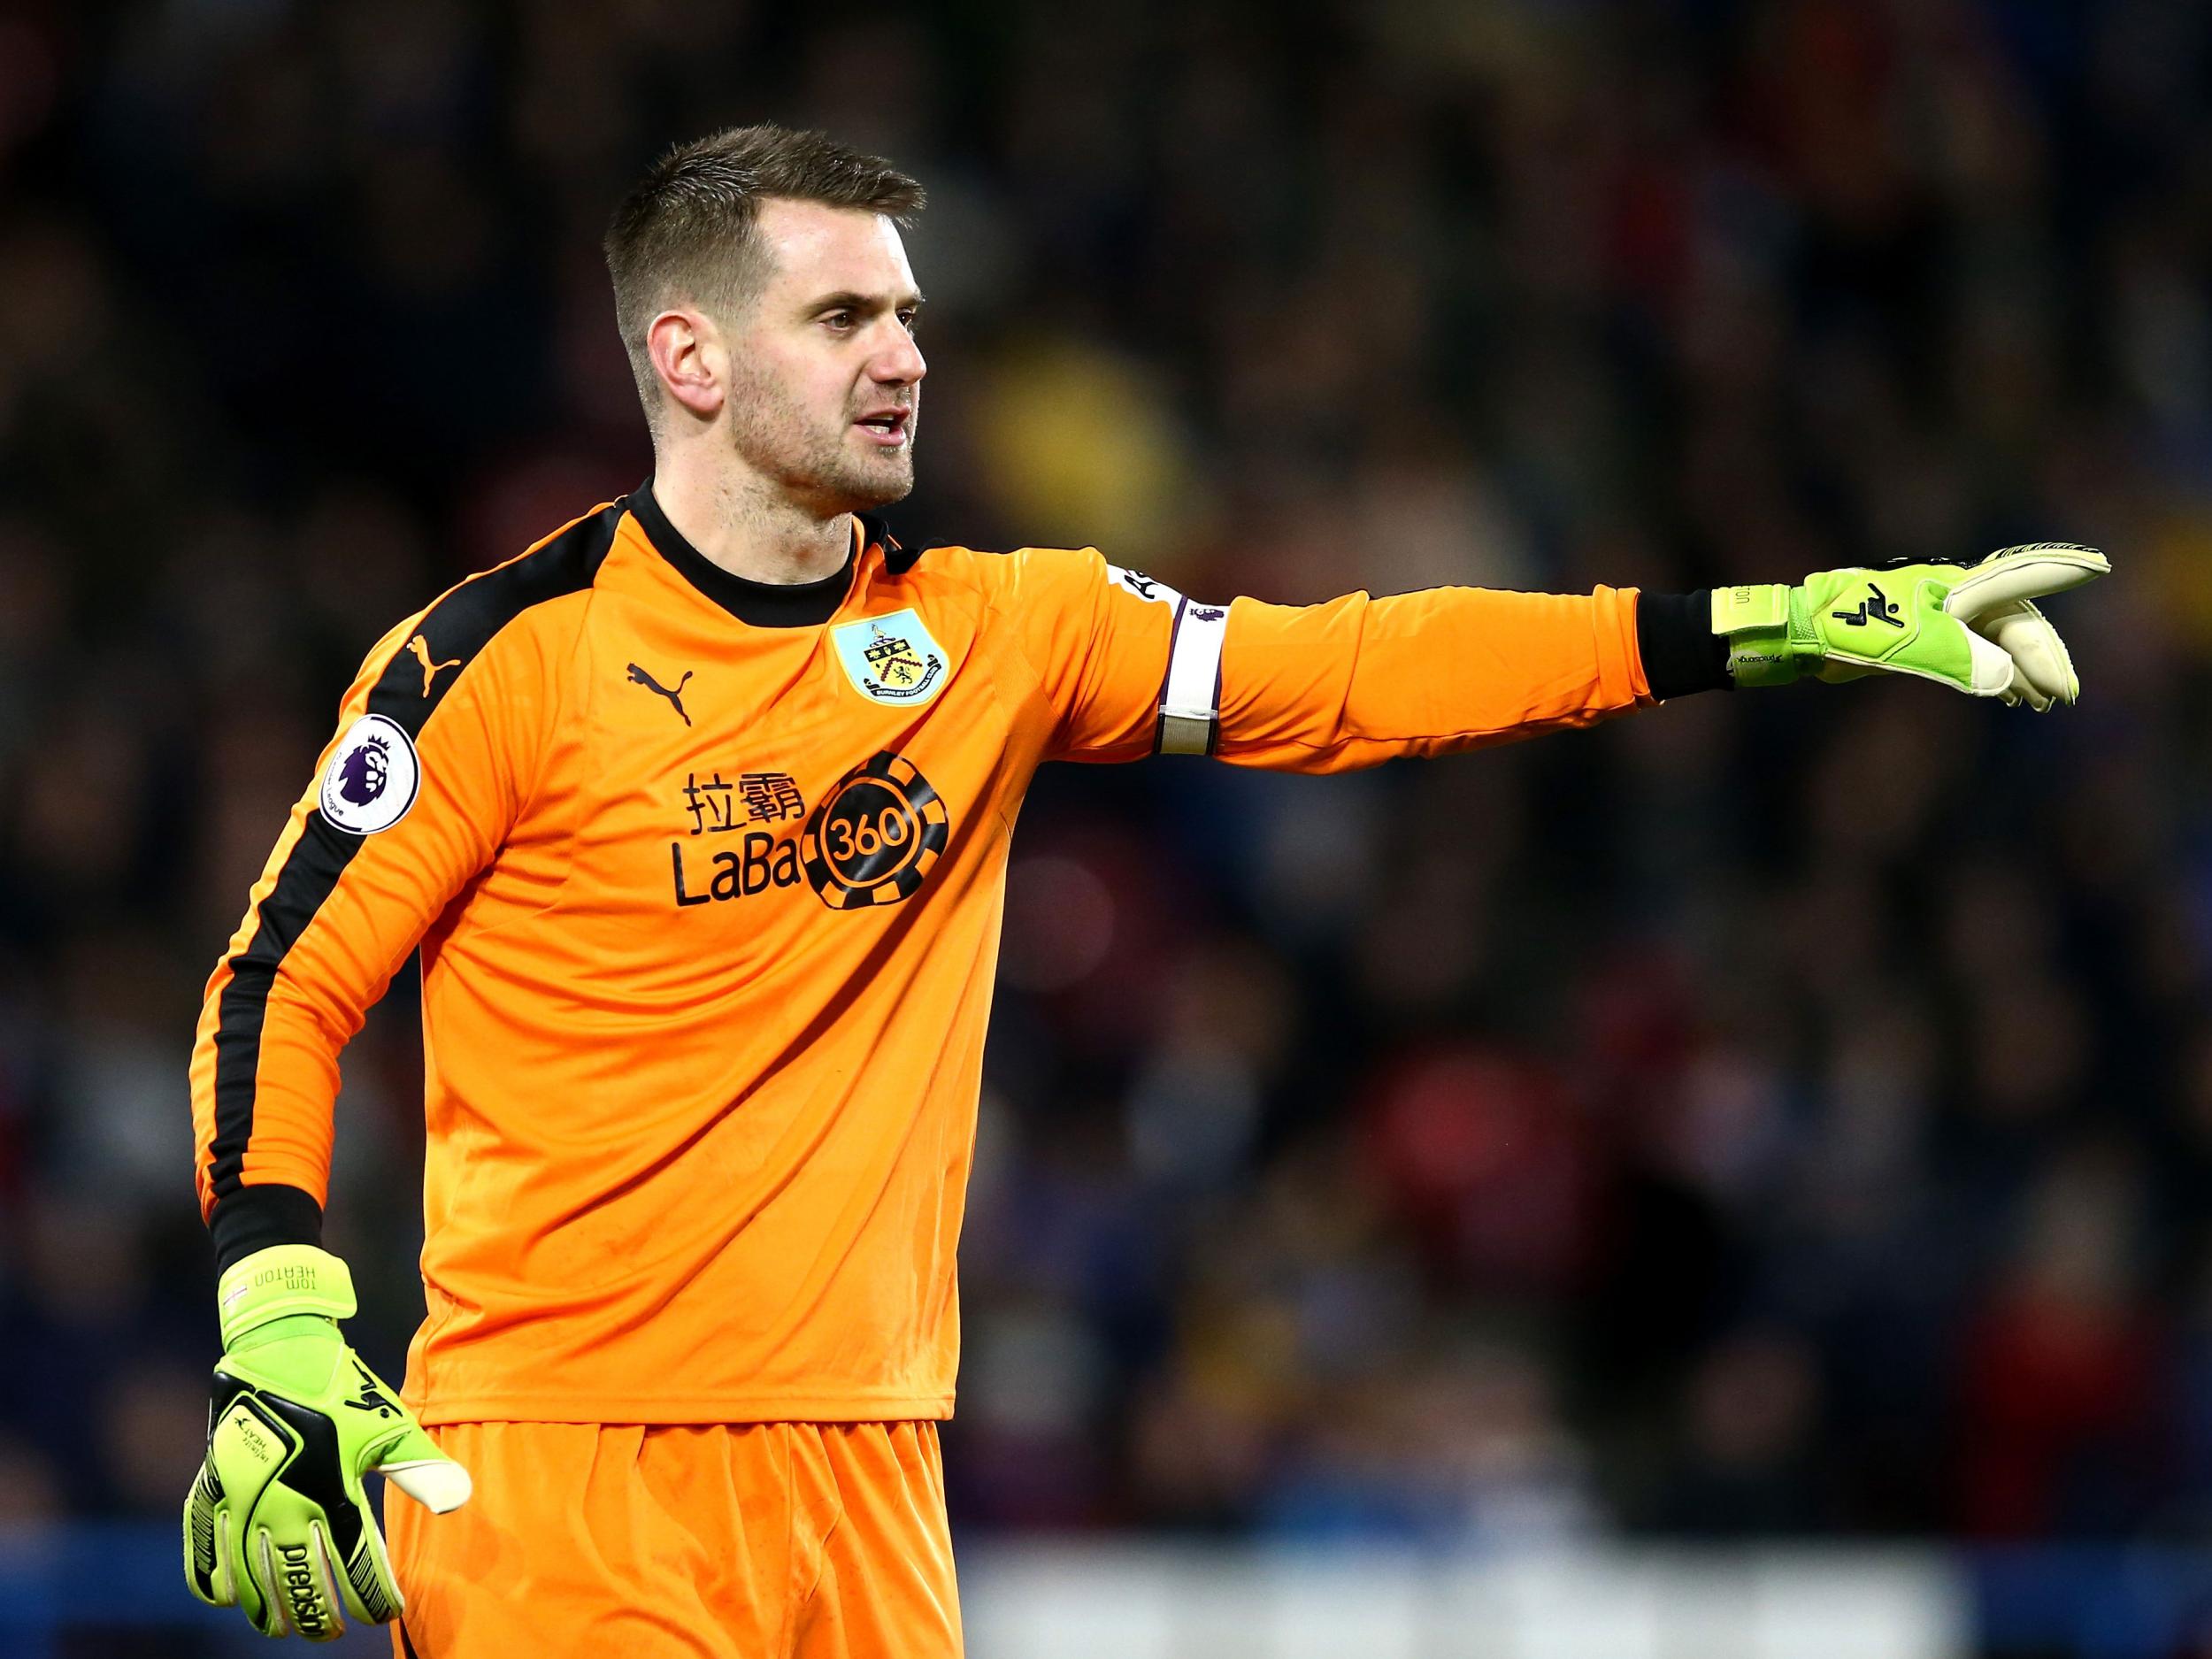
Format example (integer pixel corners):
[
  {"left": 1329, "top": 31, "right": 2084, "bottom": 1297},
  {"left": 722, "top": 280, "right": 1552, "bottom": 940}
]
[{"left": 683, "top": 771, "right": 806, "bottom": 834}]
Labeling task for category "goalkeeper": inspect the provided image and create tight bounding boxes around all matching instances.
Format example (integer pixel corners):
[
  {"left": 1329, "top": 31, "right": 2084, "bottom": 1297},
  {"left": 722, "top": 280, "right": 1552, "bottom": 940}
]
[{"left": 184, "top": 122, "right": 2107, "bottom": 1657}]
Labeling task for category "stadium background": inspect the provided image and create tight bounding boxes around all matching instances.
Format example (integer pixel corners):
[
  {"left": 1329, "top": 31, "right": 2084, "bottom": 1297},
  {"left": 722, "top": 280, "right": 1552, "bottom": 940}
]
[{"left": 0, "top": 0, "right": 2206, "bottom": 1654}]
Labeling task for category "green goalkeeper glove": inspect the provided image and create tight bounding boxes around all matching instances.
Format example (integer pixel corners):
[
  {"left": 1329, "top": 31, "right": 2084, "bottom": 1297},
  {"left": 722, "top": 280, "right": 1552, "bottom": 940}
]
[
  {"left": 183, "top": 1244, "right": 470, "bottom": 1640},
  {"left": 1712, "top": 543, "right": 2109, "bottom": 709}
]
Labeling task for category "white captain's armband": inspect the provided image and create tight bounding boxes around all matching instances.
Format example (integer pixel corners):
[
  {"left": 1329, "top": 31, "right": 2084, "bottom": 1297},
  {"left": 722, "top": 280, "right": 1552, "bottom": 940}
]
[
  {"left": 1155, "top": 595, "right": 1232, "bottom": 757},
  {"left": 1103, "top": 564, "right": 1231, "bottom": 757}
]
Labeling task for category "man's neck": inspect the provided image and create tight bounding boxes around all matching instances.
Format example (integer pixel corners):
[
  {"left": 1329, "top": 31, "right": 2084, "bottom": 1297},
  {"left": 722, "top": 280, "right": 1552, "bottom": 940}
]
[{"left": 651, "top": 451, "right": 854, "bottom": 587}]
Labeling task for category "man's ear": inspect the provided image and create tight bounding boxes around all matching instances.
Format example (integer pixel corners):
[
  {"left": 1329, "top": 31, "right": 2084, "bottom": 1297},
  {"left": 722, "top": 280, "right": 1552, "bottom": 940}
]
[{"left": 647, "top": 309, "right": 724, "bottom": 423}]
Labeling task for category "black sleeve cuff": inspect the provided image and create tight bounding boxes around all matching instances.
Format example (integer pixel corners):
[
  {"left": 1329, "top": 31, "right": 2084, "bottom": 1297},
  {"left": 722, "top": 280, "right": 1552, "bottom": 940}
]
[
  {"left": 208, "top": 1183, "right": 325, "bottom": 1275},
  {"left": 1637, "top": 589, "right": 1732, "bottom": 700}
]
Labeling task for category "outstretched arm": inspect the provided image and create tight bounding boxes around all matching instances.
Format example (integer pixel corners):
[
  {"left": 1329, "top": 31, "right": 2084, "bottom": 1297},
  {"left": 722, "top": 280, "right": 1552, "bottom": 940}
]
[
  {"left": 1206, "top": 582, "right": 1698, "bottom": 772},
  {"left": 996, "top": 543, "right": 2107, "bottom": 772}
]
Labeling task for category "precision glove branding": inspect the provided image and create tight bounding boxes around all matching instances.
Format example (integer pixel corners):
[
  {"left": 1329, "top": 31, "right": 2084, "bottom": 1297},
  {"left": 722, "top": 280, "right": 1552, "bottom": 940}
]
[{"left": 278, "top": 1542, "right": 330, "bottom": 1639}]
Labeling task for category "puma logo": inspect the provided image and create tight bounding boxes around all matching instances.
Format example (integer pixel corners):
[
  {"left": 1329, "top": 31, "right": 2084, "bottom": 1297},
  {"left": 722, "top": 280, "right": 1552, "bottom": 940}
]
[
  {"left": 627, "top": 663, "right": 693, "bottom": 726},
  {"left": 1832, "top": 581, "right": 1904, "bottom": 629},
  {"left": 408, "top": 634, "right": 462, "bottom": 696}
]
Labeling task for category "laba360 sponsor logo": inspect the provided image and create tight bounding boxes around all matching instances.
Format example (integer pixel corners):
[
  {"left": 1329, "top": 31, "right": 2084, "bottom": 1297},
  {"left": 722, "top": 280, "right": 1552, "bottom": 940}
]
[
  {"left": 671, "top": 750, "right": 948, "bottom": 911},
  {"left": 670, "top": 831, "right": 805, "bottom": 902}
]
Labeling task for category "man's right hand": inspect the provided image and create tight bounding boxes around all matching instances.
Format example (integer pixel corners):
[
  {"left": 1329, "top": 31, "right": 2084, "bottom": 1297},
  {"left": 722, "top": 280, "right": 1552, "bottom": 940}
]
[
  {"left": 183, "top": 1245, "right": 471, "bottom": 1640},
  {"left": 1712, "top": 542, "right": 2109, "bottom": 707}
]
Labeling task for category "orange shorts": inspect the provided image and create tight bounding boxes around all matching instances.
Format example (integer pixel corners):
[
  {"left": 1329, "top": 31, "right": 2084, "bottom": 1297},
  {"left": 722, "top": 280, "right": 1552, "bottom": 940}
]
[{"left": 383, "top": 1420, "right": 961, "bottom": 1659}]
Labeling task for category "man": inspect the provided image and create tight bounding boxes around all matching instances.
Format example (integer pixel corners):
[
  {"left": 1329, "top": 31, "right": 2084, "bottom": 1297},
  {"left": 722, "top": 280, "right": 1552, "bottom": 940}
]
[{"left": 181, "top": 125, "right": 2105, "bottom": 1655}]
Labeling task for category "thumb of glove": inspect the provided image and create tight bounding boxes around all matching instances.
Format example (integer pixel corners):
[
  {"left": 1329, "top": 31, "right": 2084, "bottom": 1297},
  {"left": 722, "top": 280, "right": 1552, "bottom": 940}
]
[{"left": 373, "top": 1424, "right": 472, "bottom": 1514}]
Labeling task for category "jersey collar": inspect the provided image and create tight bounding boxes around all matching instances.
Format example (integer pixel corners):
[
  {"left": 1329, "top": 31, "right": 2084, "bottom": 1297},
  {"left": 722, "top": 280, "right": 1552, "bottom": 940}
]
[{"left": 626, "top": 480, "right": 907, "bottom": 628}]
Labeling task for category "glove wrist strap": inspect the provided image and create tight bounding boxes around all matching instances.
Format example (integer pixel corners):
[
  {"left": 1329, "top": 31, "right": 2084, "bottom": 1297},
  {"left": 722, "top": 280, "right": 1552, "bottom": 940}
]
[
  {"left": 1712, "top": 583, "right": 1820, "bottom": 687},
  {"left": 218, "top": 1244, "right": 356, "bottom": 1348},
  {"left": 226, "top": 1311, "right": 343, "bottom": 1356}
]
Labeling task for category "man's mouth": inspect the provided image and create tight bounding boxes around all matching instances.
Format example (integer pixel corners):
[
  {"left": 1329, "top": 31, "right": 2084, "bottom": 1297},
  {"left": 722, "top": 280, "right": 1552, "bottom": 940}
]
[{"left": 854, "top": 409, "right": 911, "bottom": 449}]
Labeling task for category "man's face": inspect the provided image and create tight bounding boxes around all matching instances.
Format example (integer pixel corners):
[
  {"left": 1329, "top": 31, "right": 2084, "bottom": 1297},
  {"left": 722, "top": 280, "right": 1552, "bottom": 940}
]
[{"left": 719, "top": 198, "right": 926, "bottom": 515}]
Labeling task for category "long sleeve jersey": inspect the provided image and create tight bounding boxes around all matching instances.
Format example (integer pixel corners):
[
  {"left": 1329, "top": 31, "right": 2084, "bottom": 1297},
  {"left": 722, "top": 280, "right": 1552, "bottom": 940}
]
[{"left": 188, "top": 481, "right": 1724, "bottom": 1423}]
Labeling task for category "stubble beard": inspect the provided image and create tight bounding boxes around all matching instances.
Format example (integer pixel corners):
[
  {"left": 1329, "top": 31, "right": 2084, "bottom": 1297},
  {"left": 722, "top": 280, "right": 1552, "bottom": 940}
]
[{"left": 726, "top": 362, "right": 916, "bottom": 516}]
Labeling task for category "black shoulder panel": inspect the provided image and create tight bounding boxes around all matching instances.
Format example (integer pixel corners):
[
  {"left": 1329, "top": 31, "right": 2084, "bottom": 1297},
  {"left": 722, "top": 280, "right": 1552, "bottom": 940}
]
[
  {"left": 204, "top": 503, "right": 622, "bottom": 1218},
  {"left": 370, "top": 503, "right": 623, "bottom": 737}
]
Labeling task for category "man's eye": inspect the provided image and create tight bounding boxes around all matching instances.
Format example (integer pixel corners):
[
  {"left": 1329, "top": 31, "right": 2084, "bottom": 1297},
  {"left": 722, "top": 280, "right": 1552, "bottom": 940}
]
[
  {"left": 897, "top": 311, "right": 918, "bottom": 331},
  {"left": 824, "top": 311, "right": 853, "bottom": 330}
]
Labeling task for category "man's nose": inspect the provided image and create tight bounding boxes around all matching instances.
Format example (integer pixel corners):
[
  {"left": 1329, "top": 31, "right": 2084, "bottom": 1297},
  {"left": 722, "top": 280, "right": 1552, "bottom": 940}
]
[{"left": 871, "top": 324, "right": 926, "bottom": 387}]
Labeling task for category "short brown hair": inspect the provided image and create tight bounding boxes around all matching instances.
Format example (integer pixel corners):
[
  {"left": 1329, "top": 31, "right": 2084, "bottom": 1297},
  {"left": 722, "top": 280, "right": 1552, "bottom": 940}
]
[{"left": 603, "top": 125, "right": 926, "bottom": 423}]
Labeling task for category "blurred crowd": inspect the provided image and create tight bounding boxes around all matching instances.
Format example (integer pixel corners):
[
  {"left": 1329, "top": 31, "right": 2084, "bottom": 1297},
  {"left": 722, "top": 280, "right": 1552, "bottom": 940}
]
[{"left": 3, "top": 0, "right": 2211, "bottom": 1553}]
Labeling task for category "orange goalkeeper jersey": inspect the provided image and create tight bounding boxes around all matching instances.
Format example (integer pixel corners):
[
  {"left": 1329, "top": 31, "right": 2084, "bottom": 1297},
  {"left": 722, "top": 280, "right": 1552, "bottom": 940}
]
[{"left": 188, "top": 482, "right": 1671, "bottom": 1423}]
